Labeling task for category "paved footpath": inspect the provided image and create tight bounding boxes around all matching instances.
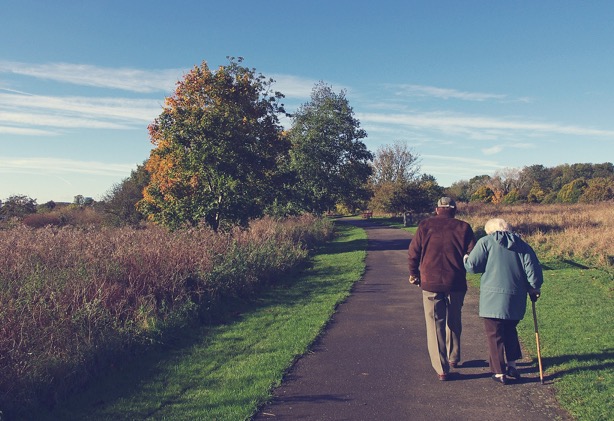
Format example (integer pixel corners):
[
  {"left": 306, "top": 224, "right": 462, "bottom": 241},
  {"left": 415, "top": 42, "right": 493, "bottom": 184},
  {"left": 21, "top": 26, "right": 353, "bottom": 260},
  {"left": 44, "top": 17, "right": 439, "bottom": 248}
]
[{"left": 253, "top": 220, "right": 572, "bottom": 421}]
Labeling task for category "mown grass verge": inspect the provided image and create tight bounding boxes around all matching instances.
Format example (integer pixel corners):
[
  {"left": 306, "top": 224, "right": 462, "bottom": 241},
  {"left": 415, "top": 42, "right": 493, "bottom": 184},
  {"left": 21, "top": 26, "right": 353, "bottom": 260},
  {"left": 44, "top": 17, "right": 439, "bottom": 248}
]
[{"left": 33, "top": 222, "right": 367, "bottom": 421}]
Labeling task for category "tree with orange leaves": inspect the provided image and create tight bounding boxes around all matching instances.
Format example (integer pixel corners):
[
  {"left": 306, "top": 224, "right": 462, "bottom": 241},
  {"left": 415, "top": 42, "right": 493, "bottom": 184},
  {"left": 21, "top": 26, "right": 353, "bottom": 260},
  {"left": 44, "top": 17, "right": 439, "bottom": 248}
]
[{"left": 138, "top": 58, "right": 289, "bottom": 230}]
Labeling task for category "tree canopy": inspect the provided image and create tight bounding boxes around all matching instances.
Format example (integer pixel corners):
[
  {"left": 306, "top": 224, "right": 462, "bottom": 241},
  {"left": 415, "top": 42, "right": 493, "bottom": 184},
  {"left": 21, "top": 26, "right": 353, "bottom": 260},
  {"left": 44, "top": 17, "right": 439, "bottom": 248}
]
[
  {"left": 102, "top": 162, "right": 150, "bottom": 226},
  {"left": 370, "top": 141, "right": 421, "bottom": 185},
  {"left": 137, "top": 58, "right": 289, "bottom": 230},
  {"left": 0, "top": 195, "right": 37, "bottom": 219},
  {"left": 288, "top": 82, "right": 373, "bottom": 213},
  {"left": 368, "top": 142, "right": 442, "bottom": 214}
]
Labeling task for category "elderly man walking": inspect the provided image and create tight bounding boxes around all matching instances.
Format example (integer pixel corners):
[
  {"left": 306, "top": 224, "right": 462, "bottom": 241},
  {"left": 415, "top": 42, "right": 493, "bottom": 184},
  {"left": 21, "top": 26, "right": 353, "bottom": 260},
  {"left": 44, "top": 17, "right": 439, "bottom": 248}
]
[{"left": 408, "top": 197, "right": 476, "bottom": 380}]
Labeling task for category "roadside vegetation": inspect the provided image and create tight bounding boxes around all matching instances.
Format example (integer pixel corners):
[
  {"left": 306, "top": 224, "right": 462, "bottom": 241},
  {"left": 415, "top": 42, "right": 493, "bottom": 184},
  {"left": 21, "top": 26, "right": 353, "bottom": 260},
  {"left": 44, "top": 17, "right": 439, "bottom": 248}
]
[
  {"left": 0, "top": 215, "right": 333, "bottom": 419},
  {"left": 31, "top": 223, "right": 366, "bottom": 420}
]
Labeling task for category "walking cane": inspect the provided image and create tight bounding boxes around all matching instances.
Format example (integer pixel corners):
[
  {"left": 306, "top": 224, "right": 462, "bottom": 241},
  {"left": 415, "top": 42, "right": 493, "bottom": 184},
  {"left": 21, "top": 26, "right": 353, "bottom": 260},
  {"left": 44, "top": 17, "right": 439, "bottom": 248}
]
[{"left": 531, "top": 299, "right": 544, "bottom": 384}]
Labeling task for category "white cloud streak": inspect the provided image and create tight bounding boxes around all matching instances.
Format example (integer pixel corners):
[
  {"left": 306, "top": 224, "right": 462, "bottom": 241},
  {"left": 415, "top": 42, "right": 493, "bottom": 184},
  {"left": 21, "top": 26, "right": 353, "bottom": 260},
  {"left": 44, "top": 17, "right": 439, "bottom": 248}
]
[
  {"left": 0, "top": 125, "right": 56, "bottom": 136},
  {"left": 270, "top": 74, "right": 318, "bottom": 99},
  {"left": 0, "top": 156, "right": 135, "bottom": 176},
  {"left": 421, "top": 154, "right": 507, "bottom": 182},
  {"left": 483, "top": 145, "right": 504, "bottom": 155},
  {"left": 358, "top": 111, "right": 614, "bottom": 139},
  {"left": 390, "top": 84, "right": 531, "bottom": 103},
  {"left": 0, "top": 92, "right": 162, "bottom": 131},
  {"left": 0, "top": 61, "right": 183, "bottom": 93}
]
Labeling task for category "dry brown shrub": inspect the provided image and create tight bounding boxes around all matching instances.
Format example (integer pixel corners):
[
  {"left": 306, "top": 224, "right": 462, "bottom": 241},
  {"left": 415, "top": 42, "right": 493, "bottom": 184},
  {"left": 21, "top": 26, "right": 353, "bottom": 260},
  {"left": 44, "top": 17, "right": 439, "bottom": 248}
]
[
  {"left": 458, "top": 202, "right": 614, "bottom": 266},
  {"left": 22, "top": 213, "right": 63, "bottom": 227},
  {"left": 55, "top": 206, "right": 104, "bottom": 226}
]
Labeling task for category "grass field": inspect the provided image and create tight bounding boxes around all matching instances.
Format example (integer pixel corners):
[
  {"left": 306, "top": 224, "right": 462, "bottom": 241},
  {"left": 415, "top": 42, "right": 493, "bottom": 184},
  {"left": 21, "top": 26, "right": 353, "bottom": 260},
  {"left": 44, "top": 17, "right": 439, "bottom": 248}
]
[{"left": 35, "top": 223, "right": 367, "bottom": 420}]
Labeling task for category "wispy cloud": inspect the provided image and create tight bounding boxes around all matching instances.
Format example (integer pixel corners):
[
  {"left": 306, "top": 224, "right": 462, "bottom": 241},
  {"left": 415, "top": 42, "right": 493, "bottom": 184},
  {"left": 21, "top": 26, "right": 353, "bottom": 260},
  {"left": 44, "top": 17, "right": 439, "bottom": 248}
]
[
  {"left": 0, "top": 92, "right": 161, "bottom": 131},
  {"left": 0, "top": 111, "right": 133, "bottom": 130},
  {"left": 0, "top": 125, "right": 56, "bottom": 136},
  {"left": 0, "top": 156, "right": 135, "bottom": 176},
  {"left": 483, "top": 145, "right": 503, "bottom": 155},
  {"left": 421, "top": 154, "right": 506, "bottom": 181},
  {"left": 508, "top": 142, "right": 536, "bottom": 149},
  {"left": 394, "top": 84, "right": 507, "bottom": 101},
  {"left": 358, "top": 111, "right": 614, "bottom": 139},
  {"left": 0, "top": 61, "right": 183, "bottom": 93},
  {"left": 270, "top": 74, "right": 318, "bottom": 99},
  {"left": 270, "top": 74, "right": 352, "bottom": 102},
  {"left": 423, "top": 154, "right": 505, "bottom": 167}
]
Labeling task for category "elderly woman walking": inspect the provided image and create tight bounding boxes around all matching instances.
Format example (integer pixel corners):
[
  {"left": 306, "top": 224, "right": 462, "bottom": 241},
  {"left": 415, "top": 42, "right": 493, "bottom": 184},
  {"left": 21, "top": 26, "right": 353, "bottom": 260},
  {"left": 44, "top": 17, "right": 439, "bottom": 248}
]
[{"left": 464, "top": 218, "right": 543, "bottom": 385}]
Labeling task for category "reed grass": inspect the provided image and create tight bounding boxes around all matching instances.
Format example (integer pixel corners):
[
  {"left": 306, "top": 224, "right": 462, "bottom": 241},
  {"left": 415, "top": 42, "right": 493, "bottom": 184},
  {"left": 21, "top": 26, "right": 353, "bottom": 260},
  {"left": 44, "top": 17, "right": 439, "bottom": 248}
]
[
  {"left": 34, "top": 223, "right": 366, "bottom": 420},
  {"left": 0, "top": 215, "right": 333, "bottom": 418},
  {"left": 458, "top": 202, "right": 614, "bottom": 268}
]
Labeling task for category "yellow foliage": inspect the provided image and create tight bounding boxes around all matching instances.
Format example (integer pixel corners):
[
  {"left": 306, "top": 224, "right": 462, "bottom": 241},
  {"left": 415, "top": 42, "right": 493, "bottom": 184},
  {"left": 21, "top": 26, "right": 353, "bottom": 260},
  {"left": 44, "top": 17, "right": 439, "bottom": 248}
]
[{"left": 491, "top": 189, "right": 504, "bottom": 204}]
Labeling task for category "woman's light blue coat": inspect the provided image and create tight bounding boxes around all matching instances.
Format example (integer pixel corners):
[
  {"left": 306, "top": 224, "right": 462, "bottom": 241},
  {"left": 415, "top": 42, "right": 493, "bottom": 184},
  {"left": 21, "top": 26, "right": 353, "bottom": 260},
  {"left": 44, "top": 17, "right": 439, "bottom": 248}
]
[{"left": 464, "top": 231, "right": 543, "bottom": 320}]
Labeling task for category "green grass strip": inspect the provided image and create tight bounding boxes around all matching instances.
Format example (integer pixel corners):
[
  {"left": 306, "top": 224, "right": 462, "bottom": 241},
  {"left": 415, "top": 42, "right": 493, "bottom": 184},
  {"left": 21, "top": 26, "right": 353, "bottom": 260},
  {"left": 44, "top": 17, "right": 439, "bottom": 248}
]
[
  {"left": 38, "top": 223, "right": 366, "bottom": 421},
  {"left": 468, "top": 261, "right": 613, "bottom": 421}
]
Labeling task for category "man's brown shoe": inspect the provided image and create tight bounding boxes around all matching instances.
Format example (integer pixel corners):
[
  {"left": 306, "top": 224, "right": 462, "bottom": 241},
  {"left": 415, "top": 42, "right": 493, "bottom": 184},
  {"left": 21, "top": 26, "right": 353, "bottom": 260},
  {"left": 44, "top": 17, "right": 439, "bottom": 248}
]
[{"left": 438, "top": 373, "right": 448, "bottom": 381}]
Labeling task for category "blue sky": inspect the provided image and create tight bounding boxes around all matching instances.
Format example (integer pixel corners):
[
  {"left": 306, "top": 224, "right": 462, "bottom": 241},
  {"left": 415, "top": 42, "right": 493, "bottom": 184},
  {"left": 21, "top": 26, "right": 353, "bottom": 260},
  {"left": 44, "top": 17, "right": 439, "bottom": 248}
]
[{"left": 1, "top": 0, "right": 613, "bottom": 203}]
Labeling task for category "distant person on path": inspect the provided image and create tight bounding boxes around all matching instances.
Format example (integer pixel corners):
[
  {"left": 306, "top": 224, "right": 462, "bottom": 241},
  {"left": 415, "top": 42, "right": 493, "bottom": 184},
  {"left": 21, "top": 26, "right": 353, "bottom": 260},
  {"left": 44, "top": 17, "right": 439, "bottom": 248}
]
[
  {"left": 464, "top": 218, "right": 543, "bottom": 385},
  {"left": 407, "top": 197, "right": 476, "bottom": 381}
]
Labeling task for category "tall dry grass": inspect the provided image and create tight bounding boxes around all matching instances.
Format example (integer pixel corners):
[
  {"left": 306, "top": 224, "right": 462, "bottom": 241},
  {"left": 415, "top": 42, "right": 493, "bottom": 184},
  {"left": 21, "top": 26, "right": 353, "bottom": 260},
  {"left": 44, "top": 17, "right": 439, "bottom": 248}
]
[
  {"left": 458, "top": 202, "right": 614, "bottom": 267},
  {"left": 0, "top": 214, "right": 333, "bottom": 416}
]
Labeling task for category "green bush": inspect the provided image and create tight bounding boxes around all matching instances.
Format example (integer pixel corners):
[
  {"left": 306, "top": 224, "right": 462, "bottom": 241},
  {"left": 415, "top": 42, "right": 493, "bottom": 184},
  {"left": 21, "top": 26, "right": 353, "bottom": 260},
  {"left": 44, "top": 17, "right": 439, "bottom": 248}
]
[
  {"left": 579, "top": 177, "right": 614, "bottom": 203},
  {"left": 557, "top": 178, "right": 588, "bottom": 203}
]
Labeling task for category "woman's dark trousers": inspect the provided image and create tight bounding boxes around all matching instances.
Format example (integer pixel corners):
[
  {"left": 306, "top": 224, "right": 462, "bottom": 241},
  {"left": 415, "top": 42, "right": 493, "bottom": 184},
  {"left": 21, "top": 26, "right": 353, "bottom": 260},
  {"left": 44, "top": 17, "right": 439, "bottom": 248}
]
[{"left": 483, "top": 318, "right": 522, "bottom": 374}]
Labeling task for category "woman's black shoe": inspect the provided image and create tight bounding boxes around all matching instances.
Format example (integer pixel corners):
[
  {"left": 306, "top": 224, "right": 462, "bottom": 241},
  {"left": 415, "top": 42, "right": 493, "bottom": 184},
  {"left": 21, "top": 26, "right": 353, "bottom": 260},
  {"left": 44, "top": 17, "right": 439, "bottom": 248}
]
[{"left": 506, "top": 367, "right": 521, "bottom": 379}]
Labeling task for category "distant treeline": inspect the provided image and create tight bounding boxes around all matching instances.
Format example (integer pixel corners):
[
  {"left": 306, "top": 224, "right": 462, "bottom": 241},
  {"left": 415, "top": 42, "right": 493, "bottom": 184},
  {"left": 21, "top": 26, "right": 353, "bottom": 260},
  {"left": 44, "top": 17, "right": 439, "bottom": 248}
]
[
  {"left": 445, "top": 162, "right": 614, "bottom": 204},
  {"left": 2, "top": 162, "right": 612, "bottom": 230}
]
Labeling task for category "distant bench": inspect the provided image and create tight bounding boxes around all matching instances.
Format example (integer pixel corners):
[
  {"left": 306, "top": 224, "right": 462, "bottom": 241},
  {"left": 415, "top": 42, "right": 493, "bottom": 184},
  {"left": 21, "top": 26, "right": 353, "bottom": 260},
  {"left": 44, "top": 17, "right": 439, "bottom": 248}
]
[{"left": 362, "top": 211, "right": 373, "bottom": 219}]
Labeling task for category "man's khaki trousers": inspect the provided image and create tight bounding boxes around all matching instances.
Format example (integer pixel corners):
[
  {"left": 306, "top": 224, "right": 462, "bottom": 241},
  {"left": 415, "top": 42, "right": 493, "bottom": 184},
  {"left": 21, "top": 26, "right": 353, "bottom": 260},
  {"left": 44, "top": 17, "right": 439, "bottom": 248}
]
[{"left": 421, "top": 290, "right": 466, "bottom": 375}]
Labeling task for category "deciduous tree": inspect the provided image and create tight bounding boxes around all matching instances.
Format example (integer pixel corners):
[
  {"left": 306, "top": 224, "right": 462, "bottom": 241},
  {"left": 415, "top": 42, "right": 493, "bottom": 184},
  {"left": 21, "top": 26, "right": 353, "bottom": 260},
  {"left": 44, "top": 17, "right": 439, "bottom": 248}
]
[
  {"left": 102, "top": 162, "right": 150, "bottom": 226},
  {"left": 138, "top": 58, "right": 288, "bottom": 230},
  {"left": 370, "top": 141, "right": 420, "bottom": 185},
  {"left": 579, "top": 177, "right": 613, "bottom": 203},
  {"left": 288, "top": 82, "right": 373, "bottom": 213},
  {"left": 0, "top": 195, "right": 37, "bottom": 219},
  {"left": 557, "top": 178, "right": 588, "bottom": 203},
  {"left": 368, "top": 143, "right": 442, "bottom": 214}
]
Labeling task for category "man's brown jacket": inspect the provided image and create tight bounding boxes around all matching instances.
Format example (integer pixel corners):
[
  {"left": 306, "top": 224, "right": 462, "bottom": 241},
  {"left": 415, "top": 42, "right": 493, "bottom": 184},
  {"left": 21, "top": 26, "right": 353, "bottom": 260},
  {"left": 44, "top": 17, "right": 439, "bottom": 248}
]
[{"left": 408, "top": 214, "right": 476, "bottom": 293}]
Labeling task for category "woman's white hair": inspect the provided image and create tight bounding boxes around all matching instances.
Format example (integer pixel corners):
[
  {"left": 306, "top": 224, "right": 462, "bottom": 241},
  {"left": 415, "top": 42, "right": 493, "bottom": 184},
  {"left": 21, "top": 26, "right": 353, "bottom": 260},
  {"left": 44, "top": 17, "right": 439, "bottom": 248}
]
[{"left": 484, "top": 218, "right": 511, "bottom": 234}]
